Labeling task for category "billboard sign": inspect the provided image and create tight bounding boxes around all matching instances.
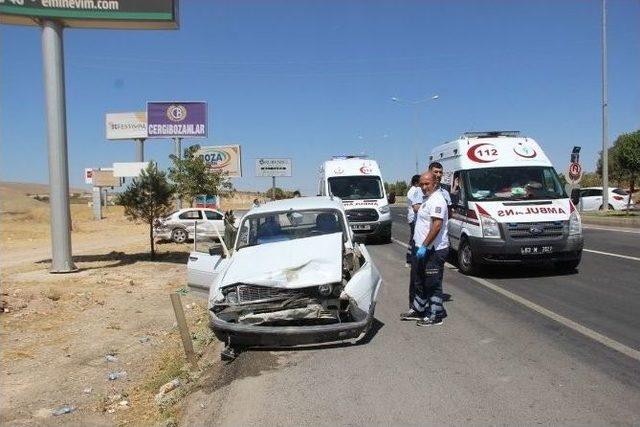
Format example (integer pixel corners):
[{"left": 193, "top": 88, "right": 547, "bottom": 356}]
[
  {"left": 256, "top": 158, "right": 292, "bottom": 177},
  {"left": 146, "top": 102, "right": 207, "bottom": 138},
  {"left": 0, "top": 0, "right": 178, "bottom": 30},
  {"left": 92, "top": 170, "right": 121, "bottom": 187},
  {"left": 113, "top": 162, "right": 151, "bottom": 177},
  {"left": 84, "top": 168, "right": 94, "bottom": 184},
  {"left": 195, "top": 195, "right": 220, "bottom": 209},
  {"left": 106, "top": 112, "right": 147, "bottom": 140},
  {"left": 195, "top": 145, "right": 242, "bottom": 178}
]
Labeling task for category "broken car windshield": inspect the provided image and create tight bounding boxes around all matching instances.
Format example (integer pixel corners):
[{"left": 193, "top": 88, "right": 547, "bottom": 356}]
[{"left": 235, "top": 209, "right": 345, "bottom": 250}]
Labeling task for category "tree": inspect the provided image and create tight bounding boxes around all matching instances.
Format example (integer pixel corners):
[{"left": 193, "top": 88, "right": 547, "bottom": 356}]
[
  {"left": 168, "top": 144, "right": 233, "bottom": 206},
  {"left": 115, "top": 163, "right": 175, "bottom": 259},
  {"left": 597, "top": 146, "right": 625, "bottom": 186},
  {"left": 612, "top": 130, "right": 640, "bottom": 210},
  {"left": 265, "top": 187, "right": 286, "bottom": 200},
  {"left": 394, "top": 180, "right": 408, "bottom": 196},
  {"left": 579, "top": 172, "right": 601, "bottom": 187}
]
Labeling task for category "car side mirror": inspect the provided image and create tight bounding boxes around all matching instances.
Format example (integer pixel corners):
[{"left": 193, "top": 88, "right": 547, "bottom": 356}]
[{"left": 387, "top": 192, "right": 396, "bottom": 205}]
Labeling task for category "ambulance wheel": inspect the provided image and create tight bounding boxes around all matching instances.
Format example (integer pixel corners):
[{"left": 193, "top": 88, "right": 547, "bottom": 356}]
[
  {"left": 458, "top": 239, "right": 478, "bottom": 275},
  {"left": 380, "top": 231, "right": 392, "bottom": 244},
  {"left": 598, "top": 204, "right": 614, "bottom": 211},
  {"left": 171, "top": 228, "right": 188, "bottom": 244}
]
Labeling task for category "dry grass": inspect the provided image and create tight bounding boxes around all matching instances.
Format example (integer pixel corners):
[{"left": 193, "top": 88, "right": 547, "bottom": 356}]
[{"left": 1, "top": 184, "right": 221, "bottom": 426}]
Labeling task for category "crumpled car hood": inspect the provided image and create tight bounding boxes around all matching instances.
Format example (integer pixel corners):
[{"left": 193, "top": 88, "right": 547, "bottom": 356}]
[{"left": 220, "top": 232, "right": 343, "bottom": 289}]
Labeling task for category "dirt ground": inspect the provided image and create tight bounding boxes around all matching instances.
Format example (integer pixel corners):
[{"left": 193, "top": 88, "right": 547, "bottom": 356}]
[{"left": 1, "top": 192, "right": 223, "bottom": 426}]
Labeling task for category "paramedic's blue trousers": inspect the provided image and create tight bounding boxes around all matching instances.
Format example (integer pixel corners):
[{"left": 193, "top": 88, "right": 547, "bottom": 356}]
[{"left": 410, "top": 247, "right": 449, "bottom": 319}]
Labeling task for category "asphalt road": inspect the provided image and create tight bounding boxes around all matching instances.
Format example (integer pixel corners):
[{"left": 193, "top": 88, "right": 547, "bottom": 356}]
[{"left": 183, "top": 207, "right": 640, "bottom": 426}]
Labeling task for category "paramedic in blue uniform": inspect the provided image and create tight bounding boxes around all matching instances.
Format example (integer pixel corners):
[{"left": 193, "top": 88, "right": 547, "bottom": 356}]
[{"left": 401, "top": 171, "right": 450, "bottom": 326}]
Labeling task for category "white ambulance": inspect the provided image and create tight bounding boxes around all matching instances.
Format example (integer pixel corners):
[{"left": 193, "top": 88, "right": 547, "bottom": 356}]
[
  {"left": 318, "top": 156, "right": 395, "bottom": 242},
  {"left": 431, "top": 131, "right": 583, "bottom": 274}
]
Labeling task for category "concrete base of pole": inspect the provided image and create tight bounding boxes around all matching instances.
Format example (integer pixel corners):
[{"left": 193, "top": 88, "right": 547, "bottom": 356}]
[{"left": 93, "top": 187, "right": 102, "bottom": 220}]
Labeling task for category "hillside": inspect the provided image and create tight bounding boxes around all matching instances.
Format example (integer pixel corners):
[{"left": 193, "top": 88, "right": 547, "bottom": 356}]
[{"left": 0, "top": 181, "right": 87, "bottom": 195}]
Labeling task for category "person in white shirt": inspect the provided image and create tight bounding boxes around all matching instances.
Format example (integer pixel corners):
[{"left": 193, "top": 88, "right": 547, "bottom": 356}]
[
  {"left": 405, "top": 174, "right": 423, "bottom": 267},
  {"left": 400, "top": 171, "right": 450, "bottom": 326},
  {"left": 429, "top": 161, "right": 452, "bottom": 209}
]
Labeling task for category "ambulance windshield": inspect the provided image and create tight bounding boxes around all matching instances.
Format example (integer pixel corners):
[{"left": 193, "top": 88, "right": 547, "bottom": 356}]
[
  {"left": 328, "top": 176, "right": 384, "bottom": 200},
  {"left": 465, "top": 166, "right": 566, "bottom": 201}
]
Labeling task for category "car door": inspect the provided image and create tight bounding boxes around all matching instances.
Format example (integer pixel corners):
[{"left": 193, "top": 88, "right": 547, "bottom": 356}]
[
  {"left": 586, "top": 189, "right": 603, "bottom": 210},
  {"left": 177, "top": 209, "right": 203, "bottom": 235},
  {"left": 187, "top": 251, "right": 227, "bottom": 297},
  {"left": 204, "top": 209, "right": 225, "bottom": 235},
  {"left": 580, "top": 190, "right": 596, "bottom": 211}
]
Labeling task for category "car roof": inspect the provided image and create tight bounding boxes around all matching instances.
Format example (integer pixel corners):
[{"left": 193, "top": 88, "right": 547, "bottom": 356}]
[
  {"left": 177, "top": 207, "right": 220, "bottom": 212},
  {"left": 248, "top": 196, "right": 344, "bottom": 215}
]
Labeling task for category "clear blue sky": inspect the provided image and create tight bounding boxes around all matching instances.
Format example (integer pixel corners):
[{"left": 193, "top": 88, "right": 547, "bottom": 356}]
[{"left": 2, "top": 0, "right": 639, "bottom": 195}]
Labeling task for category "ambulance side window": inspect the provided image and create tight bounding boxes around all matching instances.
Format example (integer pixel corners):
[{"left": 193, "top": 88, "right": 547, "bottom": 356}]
[{"left": 451, "top": 171, "right": 466, "bottom": 206}]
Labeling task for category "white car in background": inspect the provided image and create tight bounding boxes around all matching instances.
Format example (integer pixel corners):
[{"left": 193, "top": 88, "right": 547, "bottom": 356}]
[
  {"left": 187, "top": 196, "right": 382, "bottom": 359},
  {"left": 572, "top": 187, "right": 635, "bottom": 211},
  {"left": 154, "top": 208, "right": 227, "bottom": 243}
]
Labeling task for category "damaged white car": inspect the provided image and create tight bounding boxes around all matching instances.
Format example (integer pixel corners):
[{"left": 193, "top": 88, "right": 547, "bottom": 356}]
[{"left": 187, "top": 197, "right": 382, "bottom": 359}]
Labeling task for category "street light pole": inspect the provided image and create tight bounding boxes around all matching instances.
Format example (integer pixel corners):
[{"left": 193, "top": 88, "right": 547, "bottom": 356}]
[
  {"left": 391, "top": 95, "right": 439, "bottom": 175},
  {"left": 601, "top": 0, "right": 609, "bottom": 212}
]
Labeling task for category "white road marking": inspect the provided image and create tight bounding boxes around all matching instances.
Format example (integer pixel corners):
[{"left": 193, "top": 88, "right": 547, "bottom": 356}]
[
  {"left": 583, "top": 224, "right": 640, "bottom": 234},
  {"left": 391, "top": 238, "right": 640, "bottom": 362},
  {"left": 583, "top": 249, "right": 640, "bottom": 262}
]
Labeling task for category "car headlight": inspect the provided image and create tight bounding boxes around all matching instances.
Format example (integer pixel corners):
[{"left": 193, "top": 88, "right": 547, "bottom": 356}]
[
  {"left": 480, "top": 214, "right": 501, "bottom": 238},
  {"left": 378, "top": 205, "right": 390, "bottom": 214},
  {"left": 569, "top": 210, "right": 581, "bottom": 235},
  {"left": 318, "top": 284, "right": 333, "bottom": 296}
]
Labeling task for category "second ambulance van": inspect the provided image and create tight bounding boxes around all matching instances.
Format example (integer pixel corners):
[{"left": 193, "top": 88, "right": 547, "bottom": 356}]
[{"left": 431, "top": 131, "right": 583, "bottom": 274}]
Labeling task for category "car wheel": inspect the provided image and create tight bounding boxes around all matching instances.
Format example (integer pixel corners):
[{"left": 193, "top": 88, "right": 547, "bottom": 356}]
[
  {"left": 457, "top": 238, "right": 478, "bottom": 275},
  {"left": 380, "top": 231, "right": 392, "bottom": 244},
  {"left": 598, "top": 204, "right": 615, "bottom": 210},
  {"left": 171, "top": 228, "right": 188, "bottom": 244}
]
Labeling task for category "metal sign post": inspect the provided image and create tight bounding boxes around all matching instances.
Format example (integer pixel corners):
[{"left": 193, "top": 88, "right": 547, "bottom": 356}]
[
  {"left": 272, "top": 176, "right": 277, "bottom": 201},
  {"left": 255, "top": 158, "right": 292, "bottom": 200},
  {"left": 135, "top": 138, "right": 145, "bottom": 162},
  {"left": 2, "top": 2, "right": 178, "bottom": 274},
  {"left": 175, "top": 137, "right": 182, "bottom": 209},
  {"left": 42, "top": 19, "right": 76, "bottom": 273}
]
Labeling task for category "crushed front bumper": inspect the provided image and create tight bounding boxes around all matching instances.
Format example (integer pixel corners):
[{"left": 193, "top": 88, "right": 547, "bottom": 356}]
[{"left": 209, "top": 310, "right": 372, "bottom": 347}]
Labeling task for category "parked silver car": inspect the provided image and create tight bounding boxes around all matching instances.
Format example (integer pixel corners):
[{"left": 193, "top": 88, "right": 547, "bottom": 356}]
[
  {"left": 153, "top": 208, "right": 227, "bottom": 243},
  {"left": 187, "top": 196, "right": 382, "bottom": 359}
]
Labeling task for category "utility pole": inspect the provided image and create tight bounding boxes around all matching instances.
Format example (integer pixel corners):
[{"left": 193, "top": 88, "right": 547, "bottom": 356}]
[
  {"left": 601, "top": 0, "right": 609, "bottom": 211},
  {"left": 42, "top": 19, "right": 76, "bottom": 272}
]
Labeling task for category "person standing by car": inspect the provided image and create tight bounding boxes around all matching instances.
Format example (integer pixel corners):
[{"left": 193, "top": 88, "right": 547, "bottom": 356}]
[
  {"left": 401, "top": 171, "right": 450, "bottom": 326},
  {"left": 405, "top": 174, "right": 423, "bottom": 268}
]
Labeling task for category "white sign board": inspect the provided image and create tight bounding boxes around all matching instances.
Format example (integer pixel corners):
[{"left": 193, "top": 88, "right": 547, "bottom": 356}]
[
  {"left": 113, "top": 162, "right": 151, "bottom": 178},
  {"left": 255, "top": 158, "right": 292, "bottom": 177},
  {"left": 195, "top": 145, "right": 243, "bottom": 178},
  {"left": 106, "top": 112, "right": 148, "bottom": 140},
  {"left": 84, "top": 168, "right": 94, "bottom": 184}
]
